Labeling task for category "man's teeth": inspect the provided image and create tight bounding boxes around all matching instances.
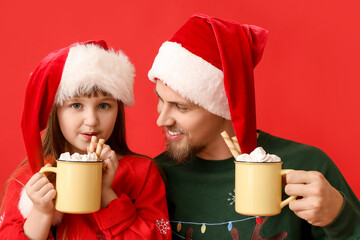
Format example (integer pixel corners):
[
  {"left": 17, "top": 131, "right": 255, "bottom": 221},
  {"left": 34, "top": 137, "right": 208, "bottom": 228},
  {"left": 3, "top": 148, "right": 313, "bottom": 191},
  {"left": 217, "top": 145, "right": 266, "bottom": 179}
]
[{"left": 168, "top": 130, "right": 180, "bottom": 136}]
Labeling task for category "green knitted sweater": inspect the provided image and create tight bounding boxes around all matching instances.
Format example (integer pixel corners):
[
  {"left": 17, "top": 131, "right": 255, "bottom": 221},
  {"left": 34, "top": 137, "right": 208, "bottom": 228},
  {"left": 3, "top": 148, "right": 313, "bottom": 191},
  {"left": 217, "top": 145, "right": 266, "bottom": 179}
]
[{"left": 155, "top": 130, "right": 360, "bottom": 240}]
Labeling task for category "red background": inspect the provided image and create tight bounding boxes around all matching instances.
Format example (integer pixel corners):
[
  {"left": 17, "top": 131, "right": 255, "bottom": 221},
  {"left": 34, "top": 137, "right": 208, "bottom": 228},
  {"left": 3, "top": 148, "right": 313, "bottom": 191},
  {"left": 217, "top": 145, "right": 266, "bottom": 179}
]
[{"left": 0, "top": 0, "right": 359, "bottom": 197}]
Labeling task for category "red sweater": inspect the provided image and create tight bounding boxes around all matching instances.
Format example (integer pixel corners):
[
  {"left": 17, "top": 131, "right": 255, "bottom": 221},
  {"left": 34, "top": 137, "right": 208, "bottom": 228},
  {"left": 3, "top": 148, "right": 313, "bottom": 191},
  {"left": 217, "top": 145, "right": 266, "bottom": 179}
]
[{"left": 0, "top": 155, "right": 171, "bottom": 239}]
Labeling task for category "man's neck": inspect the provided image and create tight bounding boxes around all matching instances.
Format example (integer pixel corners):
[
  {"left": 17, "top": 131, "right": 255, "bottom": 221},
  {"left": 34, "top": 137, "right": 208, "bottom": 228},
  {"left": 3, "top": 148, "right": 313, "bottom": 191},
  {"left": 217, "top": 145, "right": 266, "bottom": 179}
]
[
  {"left": 196, "top": 149, "right": 233, "bottom": 161},
  {"left": 196, "top": 132, "right": 259, "bottom": 161},
  {"left": 195, "top": 126, "right": 235, "bottom": 160}
]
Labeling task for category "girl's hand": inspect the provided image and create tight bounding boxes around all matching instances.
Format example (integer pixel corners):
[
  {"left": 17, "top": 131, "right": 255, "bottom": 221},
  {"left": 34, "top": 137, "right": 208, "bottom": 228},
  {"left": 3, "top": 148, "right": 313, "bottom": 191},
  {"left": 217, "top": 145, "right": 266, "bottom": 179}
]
[
  {"left": 25, "top": 164, "right": 56, "bottom": 214},
  {"left": 99, "top": 144, "right": 119, "bottom": 189},
  {"left": 24, "top": 164, "right": 56, "bottom": 239},
  {"left": 99, "top": 144, "right": 119, "bottom": 207}
]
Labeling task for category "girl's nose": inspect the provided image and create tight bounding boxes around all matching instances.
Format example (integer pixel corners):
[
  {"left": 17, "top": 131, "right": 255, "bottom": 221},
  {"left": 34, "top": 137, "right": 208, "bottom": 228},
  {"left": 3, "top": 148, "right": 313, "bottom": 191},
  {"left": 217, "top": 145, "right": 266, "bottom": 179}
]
[{"left": 84, "top": 109, "right": 98, "bottom": 127}]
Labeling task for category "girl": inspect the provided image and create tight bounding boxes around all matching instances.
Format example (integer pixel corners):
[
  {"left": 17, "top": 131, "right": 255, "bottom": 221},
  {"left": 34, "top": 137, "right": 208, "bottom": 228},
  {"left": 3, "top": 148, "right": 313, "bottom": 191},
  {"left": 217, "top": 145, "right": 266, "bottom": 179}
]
[{"left": 0, "top": 40, "right": 171, "bottom": 239}]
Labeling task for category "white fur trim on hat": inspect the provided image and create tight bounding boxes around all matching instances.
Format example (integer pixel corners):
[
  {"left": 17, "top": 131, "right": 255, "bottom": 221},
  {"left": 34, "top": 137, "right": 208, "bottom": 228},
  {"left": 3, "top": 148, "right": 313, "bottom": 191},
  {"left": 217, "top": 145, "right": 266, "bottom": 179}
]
[
  {"left": 18, "top": 186, "right": 32, "bottom": 218},
  {"left": 55, "top": 44, "right": 135, "bottom": 106},
  {"left": 148, "top": 41, "right": 230, "bottom": 119}
]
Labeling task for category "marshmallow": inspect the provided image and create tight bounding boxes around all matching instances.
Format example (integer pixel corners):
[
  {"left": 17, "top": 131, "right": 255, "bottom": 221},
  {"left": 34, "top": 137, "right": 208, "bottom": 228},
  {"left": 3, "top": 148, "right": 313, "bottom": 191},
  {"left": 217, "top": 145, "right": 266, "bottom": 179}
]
[
  {"left": 236, "top": 147, "right": 281, "bottom": 162},
  {"left": 59, "top": 152, "right": 99, "bottom": 162}
]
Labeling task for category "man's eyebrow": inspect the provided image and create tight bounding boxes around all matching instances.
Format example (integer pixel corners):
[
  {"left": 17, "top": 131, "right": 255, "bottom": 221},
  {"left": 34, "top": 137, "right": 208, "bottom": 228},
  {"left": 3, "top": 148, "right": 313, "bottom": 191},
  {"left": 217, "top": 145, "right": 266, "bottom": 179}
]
[{"left": 154, "top": 88, "right": 197, "bottom": 107}]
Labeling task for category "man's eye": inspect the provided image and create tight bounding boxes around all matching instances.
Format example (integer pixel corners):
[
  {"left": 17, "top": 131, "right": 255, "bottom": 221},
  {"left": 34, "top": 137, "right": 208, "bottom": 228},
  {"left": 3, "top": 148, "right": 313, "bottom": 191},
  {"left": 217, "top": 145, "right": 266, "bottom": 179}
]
[
  {"left": 99, "top": 103, "right": 110, "bottom": 109},
  {"left": 71, "top": 103, "right": 82, "bottom": 109},
  {"left": 175, "top": 104, "right": 188, "bottom": 111}
]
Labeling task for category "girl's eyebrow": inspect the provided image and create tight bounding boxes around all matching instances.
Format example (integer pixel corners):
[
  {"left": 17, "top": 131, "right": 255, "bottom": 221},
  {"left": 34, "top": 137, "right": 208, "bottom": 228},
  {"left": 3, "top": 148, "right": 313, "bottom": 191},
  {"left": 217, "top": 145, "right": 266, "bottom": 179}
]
[
  {"left": 69, "top": 96, "right": 117, "bottom": 102},
  {"left": 99, "top": 97, "right": 117, "bottom": 102}
]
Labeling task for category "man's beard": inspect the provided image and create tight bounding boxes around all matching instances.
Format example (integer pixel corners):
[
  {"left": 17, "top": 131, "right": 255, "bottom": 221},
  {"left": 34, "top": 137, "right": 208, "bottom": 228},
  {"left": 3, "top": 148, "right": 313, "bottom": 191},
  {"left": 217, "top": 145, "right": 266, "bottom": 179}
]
[{"left": 165, "top": 130, "right": 205, "bottom": 164}]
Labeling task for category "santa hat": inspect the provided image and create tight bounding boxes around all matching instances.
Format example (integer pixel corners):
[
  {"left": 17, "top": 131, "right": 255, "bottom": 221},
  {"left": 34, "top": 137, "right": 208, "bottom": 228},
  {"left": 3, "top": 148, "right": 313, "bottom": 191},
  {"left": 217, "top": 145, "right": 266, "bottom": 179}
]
[
  {"left": 148, "top": 14, "right": 268, "bottom": 154},
  {"left": 21, "top": 40, "right": 135, "bottom": 173}
]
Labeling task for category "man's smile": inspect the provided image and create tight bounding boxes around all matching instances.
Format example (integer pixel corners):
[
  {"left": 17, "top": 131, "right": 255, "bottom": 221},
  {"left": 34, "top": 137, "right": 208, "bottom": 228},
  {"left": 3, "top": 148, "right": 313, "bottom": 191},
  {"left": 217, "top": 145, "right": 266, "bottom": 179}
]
[{"left": 165, "top": 129, "right": 184, "bottom": 141}]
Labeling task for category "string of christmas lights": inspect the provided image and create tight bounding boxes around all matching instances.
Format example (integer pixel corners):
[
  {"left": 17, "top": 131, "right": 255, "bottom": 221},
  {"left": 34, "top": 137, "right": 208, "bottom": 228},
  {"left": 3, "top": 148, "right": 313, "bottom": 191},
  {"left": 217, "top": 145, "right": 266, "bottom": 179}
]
[{"left": 170, "top": 216, "right": 260, "bottom": 234}]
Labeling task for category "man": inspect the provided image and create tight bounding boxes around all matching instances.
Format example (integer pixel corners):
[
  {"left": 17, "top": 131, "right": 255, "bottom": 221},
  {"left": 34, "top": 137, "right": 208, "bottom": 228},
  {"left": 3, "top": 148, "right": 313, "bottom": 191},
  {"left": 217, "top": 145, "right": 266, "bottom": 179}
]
[{"left": 148, "top": 13, "right": 360, "bottom": 239}]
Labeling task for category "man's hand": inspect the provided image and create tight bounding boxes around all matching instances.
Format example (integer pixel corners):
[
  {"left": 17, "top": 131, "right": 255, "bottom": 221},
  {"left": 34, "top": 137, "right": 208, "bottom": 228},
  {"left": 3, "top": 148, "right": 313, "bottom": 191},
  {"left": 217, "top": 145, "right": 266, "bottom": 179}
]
[{"left": 285, "top": 170, "right": 344, "bottom": 226}]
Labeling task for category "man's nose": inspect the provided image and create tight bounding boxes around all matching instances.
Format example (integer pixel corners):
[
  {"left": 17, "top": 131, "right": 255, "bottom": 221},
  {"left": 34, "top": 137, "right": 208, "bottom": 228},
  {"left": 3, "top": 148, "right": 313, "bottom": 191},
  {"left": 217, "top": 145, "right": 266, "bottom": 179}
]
[{"left": 156, "top": 103, "right": 175, "bottom": 127}]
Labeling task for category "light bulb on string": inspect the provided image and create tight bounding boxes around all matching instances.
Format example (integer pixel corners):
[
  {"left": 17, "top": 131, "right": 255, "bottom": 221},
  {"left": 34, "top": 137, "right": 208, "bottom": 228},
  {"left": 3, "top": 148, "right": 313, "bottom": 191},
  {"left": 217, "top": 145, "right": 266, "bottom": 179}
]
[
  {"left": 227, "top": 221, "right": 233, "bottom": 231},
  {"left": 201, "top": 224, "right": 206, "bottom": 233}
]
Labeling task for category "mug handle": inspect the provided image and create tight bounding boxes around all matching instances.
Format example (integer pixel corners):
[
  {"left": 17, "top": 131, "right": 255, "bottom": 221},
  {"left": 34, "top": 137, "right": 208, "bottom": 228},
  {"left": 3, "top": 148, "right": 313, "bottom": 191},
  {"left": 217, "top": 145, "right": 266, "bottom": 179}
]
[
  {"left": 39, "top": 167, "right": 57, "bottom": 174},
  {"left": 280, "top": 169, "right": 297, "bottom": 209}
]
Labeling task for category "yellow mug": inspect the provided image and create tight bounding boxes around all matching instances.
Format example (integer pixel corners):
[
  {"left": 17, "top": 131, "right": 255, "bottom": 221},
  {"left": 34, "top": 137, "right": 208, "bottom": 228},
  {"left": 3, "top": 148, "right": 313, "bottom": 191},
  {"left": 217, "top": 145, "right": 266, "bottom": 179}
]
[
  {"left": 40, "top": 159, "right": 103, "bottom": 214},
  {"left": 234, "top": 161, "right": 296, "bottom": 216}
]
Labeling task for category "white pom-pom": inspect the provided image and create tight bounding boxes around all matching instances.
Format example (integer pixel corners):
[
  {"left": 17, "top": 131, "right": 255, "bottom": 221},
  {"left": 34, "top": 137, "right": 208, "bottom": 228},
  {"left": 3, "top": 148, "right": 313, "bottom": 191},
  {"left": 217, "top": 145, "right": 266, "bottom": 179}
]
[{"left": 18, "top": 187, "right": 33, "bottom": 218}]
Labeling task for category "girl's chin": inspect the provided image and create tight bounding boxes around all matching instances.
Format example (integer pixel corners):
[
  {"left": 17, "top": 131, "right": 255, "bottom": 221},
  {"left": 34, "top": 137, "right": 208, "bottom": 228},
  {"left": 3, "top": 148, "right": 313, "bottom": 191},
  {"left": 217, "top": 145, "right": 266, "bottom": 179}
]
[{"left": 68, "top": 147, "right": 88, "bottom": 155}]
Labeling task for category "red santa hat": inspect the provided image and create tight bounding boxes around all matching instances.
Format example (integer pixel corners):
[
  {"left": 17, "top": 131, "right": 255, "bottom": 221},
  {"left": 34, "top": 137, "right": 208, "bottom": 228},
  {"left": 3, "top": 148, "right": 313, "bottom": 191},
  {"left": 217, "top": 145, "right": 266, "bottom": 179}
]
[
  {"left": 148, "top": 14, "right": 268, "bottom": 154},
  {"left": 21, "top": 40, "right": 135, "bottom": 173}
]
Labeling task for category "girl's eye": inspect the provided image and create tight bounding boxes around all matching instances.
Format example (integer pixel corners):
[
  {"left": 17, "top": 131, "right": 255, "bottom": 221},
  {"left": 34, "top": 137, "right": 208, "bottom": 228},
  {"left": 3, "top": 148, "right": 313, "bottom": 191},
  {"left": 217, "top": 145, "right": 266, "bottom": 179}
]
[
  {"left": 99, "top": 103, "right": 110, "bottom": 109},
  {"left": 71, "top": 103, "right": 82, "bottom": 109}
]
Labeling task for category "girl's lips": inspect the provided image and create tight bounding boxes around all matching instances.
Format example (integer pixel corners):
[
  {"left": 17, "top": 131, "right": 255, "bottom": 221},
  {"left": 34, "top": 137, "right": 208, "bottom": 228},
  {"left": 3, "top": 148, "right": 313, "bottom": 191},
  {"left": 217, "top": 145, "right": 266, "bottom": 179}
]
[
  {"left": 81, "top": 133, "right": 97, "bottom": 141},
  {"left": 165, "top": 130, "right": 184, "bottom": 141}
]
